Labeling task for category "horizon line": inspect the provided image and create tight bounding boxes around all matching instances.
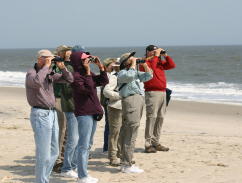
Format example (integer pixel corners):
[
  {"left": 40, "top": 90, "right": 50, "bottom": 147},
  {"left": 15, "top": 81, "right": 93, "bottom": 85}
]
[{"left": 0, "top": 44, "right": 242, "bottom": 50}]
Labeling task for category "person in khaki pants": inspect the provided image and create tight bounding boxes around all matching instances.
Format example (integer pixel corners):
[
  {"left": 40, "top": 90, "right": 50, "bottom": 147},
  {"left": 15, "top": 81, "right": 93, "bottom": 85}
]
[
  {"left": 100, "top": 59, "right": 117, "bottom": 153},
  {"left": 140, "top": 45, "right": 176, "bottom": 153},
  {"left": 103, "top": 58, "right": 122, "bottom": 166},
  {"left": 117, "top": 52, "right": 152, "bottom": 173}
]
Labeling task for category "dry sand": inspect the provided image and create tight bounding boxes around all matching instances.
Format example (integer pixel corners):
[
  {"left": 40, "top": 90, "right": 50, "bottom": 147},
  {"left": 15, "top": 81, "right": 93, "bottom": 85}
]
[{"left": 0, "top": 87, "right": 242, "bottom": 183}]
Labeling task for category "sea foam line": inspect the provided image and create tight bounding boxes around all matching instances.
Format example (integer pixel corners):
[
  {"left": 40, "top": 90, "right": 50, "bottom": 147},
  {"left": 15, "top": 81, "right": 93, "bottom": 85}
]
[{"left": 0, "top": 71, "right": 241, "bottom": 105}]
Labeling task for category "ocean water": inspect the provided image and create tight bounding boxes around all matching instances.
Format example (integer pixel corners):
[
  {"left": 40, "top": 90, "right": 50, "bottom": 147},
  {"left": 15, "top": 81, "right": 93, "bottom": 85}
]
[{"left": 0, "top": 45, "right": 241, "bottom": 105}]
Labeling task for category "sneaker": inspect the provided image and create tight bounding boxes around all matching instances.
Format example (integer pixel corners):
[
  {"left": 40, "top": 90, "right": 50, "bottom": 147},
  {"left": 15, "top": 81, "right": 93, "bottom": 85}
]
[
  {"left": 121, "top": 165, "right": 144, "bottom": 173},
  {"left": 61, "top": 170, "right": 78, "bottom": 178},
  {"left": 154, "top": 144, "right": 169, "bottom": 151},
  {"left": 145, "top": 146, "right": 157, "bottom": 153},
  {"left": 88, "top": 175, "right": 98, "bottom": 182},
  {"left": 120, "top": 165, "right": 125, "bottom": 172},
  {"left": 109, "top": 159, "right": 120, "bottom": 167},
  {"left": 73, "top": 168, "right": 88, "bottom": 173},
  {"left": 77, "top": 176, "right": 98, "bottom": 183}
]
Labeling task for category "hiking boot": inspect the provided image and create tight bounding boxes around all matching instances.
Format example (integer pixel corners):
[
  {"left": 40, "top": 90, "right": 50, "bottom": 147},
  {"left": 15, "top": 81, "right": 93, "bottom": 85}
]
[
  {"left": 145, "top": 146, "right": 157, "bottom": 153},
  {"left": 52, "top": 162, "right": 63, "bottom": 173},
  {"left": 155, "top": 144, "right": 169, "bottom": 151},
  {"left": 117, "top": 152, "right": 121, "bottom": 159}
]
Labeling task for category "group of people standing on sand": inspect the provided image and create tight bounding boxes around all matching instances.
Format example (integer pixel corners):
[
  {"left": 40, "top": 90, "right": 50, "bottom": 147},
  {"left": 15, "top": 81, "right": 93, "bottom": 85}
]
[{"left": 25, "top": 44, "right": 176, "bottom": 183}]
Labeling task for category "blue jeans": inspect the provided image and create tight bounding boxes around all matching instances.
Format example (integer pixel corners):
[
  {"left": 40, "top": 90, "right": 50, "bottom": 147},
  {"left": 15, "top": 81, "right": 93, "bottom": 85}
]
[
  {"left": 61, "top": 112, "right": 79, "bottom": 172},
  {"left": 30, "top": 108, "right": 59, "bottom": 183},
  {"left": 76, "top": 115, "right": 97, "bottom": 178}
]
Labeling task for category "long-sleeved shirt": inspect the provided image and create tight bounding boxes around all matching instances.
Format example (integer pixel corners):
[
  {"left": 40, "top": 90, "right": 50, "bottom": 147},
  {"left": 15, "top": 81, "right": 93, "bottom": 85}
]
[
  {"left": 71, "top": 71, "right": 109, "bottom": 116},
  {"left": 60, "top": 63, "right": 75, "bottom": 112},
  {"left": 140, "top": 56, "right": 176, "bottom": 91},
  {"left": 117, "top": 68, "right": 153, "bottom": 98},
  {"left": 103, "top": 73, "right": 122, "bottom": 110},
  {"left": 25, "top": 65, "right": 74, "bottom": 108}
]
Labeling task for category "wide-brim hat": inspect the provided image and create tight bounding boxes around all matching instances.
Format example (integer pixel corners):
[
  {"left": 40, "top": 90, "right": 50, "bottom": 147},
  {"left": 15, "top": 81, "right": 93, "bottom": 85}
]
[
  {"left": 37, "top": 49, "right": 54, "bottom": 58},
  {"left": 55, "top": 45, "right": 72, "bottom": 54},
  {"left": 119, "top": 52, "right": 136, "bottom": 65},
  {"left": 119, "top": 52, "right": 136, "bottom": 70},
  {"left": 103, "top": 58, "right": 117, "bottom": 67}
]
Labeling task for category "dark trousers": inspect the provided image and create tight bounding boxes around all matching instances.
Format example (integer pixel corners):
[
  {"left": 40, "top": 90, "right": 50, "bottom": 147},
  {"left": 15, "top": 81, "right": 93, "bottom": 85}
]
[{"left": 103, "top": 104, "right": 109, "bottom": 152}]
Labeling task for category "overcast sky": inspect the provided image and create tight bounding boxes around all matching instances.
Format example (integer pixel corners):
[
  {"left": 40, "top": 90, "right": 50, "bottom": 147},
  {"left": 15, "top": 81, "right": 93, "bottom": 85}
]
[{"left": 0, "top": 0, "right": 241, "bottom": 48}]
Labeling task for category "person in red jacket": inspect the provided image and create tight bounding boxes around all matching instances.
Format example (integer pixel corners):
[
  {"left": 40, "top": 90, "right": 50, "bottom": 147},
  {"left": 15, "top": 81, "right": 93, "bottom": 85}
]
[{"left": 140, "top": 45, "right": 176, "bottom": 153}]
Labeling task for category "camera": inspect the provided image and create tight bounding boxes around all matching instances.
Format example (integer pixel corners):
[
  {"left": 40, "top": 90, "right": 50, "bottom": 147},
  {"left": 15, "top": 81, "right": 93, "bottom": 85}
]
[
  {"left": 136, "top": 59, "right": 146, "bottom": 64},
  {"left": 51, "top": 56, "right": 64, "bottom": 63},
  {"left": 88, "top": 57, "right": 96, "bottom": 63}
]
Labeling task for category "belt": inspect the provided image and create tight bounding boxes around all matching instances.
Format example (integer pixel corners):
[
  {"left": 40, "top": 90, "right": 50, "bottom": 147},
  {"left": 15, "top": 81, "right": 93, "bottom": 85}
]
[
  {"left": 123, "top": 93, "right": 142, "bottom": 99},
  {"left": 33, "top": 106, "right": 56, "bottom": 110}
]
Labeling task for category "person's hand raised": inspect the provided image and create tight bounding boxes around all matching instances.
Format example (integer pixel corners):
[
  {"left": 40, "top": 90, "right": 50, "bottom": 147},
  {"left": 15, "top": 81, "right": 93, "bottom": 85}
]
[
  {"left": 82, "top": 58, "right": 91, "bottom": 75},
  {"left": 154, "top": 48, "right": 167, "bottom": 57},
  {"left": 92, "top": 56, "right": 105, "bottom": 71},
  {"left": 44, "top": 56, "right": 54, "bottom": 68}
]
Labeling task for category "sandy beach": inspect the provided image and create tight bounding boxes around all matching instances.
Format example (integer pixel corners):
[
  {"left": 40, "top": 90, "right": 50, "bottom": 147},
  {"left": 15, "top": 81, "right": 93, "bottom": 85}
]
[{"left": 0, "top": 87, "right": 242, "bottom": 183}]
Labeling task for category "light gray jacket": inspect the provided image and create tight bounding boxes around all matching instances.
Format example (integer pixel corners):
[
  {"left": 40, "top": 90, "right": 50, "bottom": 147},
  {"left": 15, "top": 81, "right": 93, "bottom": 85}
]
[{"left": 103, "top": 73, "right": 122, "bottom": 110}]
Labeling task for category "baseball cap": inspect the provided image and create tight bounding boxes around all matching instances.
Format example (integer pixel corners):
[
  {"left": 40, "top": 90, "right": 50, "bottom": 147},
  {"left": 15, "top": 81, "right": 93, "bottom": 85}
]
[
  {"left": 146, "top": 45, "right": 158, "bottom": 52},
  {"left": 80, "top": 52, "right": 91, "bottom": 59},
  {"left": 72, "top": 45, "right": 85, "bottom": 53}
]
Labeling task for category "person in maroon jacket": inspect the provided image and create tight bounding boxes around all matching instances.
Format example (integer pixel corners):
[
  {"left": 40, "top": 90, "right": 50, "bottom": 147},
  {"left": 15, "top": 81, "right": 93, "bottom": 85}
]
[
  {"left": 70, "top": 52, "right": 108, "bottom": 183},
  {"left": 140, "top": 45, "right": 176, "bottom": 153}
]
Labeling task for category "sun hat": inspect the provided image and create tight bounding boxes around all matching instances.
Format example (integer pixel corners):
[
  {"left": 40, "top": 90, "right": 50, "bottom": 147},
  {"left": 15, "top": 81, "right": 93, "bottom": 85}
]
[
  {"left": 55, "top": 45, "right": 72, "bottom": 54},
  {"left": 103, "top": 58, "right": 117, "bottom": 67},
  {"left": 119, "top": 52, "right": 136, "bottom": 70},
  {"left": 37, "top": 49, "right": 54, "bottom": 58}
]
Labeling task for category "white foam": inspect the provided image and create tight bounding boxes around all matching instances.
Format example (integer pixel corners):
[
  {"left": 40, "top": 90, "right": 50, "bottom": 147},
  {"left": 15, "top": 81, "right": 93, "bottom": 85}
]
[
  {"left": 168, "top": 82, "right": 242, "bottom": 105},
  {"left": 0, "top": 71, "right": 241, "bottom": 105},
  {"left": 0, "top": 71, "right": 26, "bottom": 87}
]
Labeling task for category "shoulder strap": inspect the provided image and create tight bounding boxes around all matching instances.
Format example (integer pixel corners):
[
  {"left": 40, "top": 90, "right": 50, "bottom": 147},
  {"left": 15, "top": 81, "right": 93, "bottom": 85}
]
[{"left": 118, "top": 83, "right": 127, "bottom": 91}]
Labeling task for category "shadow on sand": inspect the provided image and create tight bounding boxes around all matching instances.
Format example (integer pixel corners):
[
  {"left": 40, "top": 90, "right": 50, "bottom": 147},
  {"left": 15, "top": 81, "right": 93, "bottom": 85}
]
[
  {"left": 1, "top": 146, "right": 140, "bottom": 182},
  {"left": 0, "top": 156, "right": 72, "bottom": 182}
]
